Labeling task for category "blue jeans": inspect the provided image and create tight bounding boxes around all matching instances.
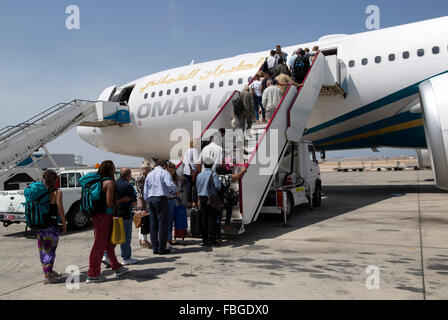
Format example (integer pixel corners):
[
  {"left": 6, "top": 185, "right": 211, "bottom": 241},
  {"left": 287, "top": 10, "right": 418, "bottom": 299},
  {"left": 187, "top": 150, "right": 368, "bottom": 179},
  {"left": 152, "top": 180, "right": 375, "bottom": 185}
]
[
  {"left": 167, "top": 198, "right": 176, "bottom": 242},
  {"left": 120, "top": 218, "right": 133, "bottom": 260},
  {"left": 148, "top": 197, "right": 169, "bottom": 253},
  {"left": 253, "top": 95, "right": 265, "bottom": 121}
]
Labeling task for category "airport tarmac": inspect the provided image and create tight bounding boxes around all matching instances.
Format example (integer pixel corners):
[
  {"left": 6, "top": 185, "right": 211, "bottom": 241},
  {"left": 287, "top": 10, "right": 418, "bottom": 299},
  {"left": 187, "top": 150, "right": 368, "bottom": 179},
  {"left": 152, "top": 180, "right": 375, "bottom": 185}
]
[{"left": 0, "top": 170, "right": 447, "bottom": 300}]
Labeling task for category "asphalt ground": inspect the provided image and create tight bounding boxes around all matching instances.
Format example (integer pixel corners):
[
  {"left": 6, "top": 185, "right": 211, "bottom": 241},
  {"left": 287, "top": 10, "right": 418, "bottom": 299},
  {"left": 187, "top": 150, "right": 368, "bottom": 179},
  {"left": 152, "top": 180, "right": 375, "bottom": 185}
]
[{"left": 0, "top": 170, "right": 447, "bottom": 299}]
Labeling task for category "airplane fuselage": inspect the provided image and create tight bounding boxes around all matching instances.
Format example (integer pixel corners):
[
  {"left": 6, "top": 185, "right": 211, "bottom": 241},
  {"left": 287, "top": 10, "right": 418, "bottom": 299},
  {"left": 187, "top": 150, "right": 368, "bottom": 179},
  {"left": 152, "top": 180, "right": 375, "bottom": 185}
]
[{"left": 78, "top": 16, "right": 448, "bottom": 159}]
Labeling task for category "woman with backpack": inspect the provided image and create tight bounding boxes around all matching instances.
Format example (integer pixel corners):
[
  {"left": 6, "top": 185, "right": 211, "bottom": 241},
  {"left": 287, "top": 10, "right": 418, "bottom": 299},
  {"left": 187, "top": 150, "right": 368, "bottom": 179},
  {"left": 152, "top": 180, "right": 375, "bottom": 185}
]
[
  {"left": 215, "top": 165, "right": 247, "bottom": 237},
  {"left": 166, "top": 161, "right": 181, "bottom": 248},
  {"left": 35, "top": 170, "right": 67, "bottom": 284},
  {"left": 86, "top": 160, "right": 129, "bottom": 283}
]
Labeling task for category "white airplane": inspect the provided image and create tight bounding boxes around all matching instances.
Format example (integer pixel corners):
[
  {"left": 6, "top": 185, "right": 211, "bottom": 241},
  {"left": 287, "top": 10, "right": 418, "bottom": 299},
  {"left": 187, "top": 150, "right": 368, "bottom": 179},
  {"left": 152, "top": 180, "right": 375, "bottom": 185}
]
[{"left": 77, "top": 16, "right": 448, "bottom": 188}]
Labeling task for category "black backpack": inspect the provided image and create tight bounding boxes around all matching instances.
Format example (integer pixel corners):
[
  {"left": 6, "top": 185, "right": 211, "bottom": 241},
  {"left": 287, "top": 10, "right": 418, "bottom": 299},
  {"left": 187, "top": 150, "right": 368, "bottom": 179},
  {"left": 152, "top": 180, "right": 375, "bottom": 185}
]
[
  {"left": 261, "top": 58, "right": 269, "bottom": 73},
  {"left": 219, "top": 175, "right": 239, "bottom": 206},
  {"left": 293, "top": 56, "right": 310, "bottom": 79},
  {"left": 233, "top": 97, "right": 244, "bottom": 118}
]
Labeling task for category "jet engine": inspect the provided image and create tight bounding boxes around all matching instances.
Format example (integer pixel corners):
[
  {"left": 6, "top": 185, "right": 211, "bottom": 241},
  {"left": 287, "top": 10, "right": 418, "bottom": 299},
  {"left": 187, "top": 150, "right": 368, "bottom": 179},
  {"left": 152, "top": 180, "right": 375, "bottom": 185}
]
[{"left": 419, "top": 73, "right": 448, "bottom": 190}]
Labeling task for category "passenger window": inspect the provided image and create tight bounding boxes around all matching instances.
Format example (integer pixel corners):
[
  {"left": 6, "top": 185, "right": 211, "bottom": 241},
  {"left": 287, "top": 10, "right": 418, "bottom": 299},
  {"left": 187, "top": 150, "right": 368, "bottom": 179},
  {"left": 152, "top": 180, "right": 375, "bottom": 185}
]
[
  {"left": 432, "top": 46, "right": 440, "bottom": 54},
  {"left": 219, "top": 81, "right": 224, "bottom": 87},
  {"left": 228, "top": 79, "right": 233, "bottom": 86},
  {"left": 151, "top": 92, "right": 155, "bottom": 98},
  {"left": 361, "top": 58, "right": 368, "bottom": 65},
  {"left": 248, "top": 76, "right": 253, "bottom": 83},
  {"left": 75, "top": 173, "right": 82, "bottom": 187},
  {"left": 159, "top": 90, "right": 163, "bottom": 96},
  {"left": 144, "top": 93, "right": 148, "bottom": 99},
  {"left": 403, "top": 51, "right": 410, "bottom": 59},
  {"left": 417, "top": 49, "right": 424, "bottom": 57},
  {"left": 210, "top": 82, "right": 215, "bottom": 89},
  {"left": 389, "top": 54, "right": 395, "bottom": 61},
  {"left": 60, "top": 173, "right": 68, "bottom": 188},
  {"left": 375, "top": 56, "right": 381, "bottom": 63},
  {"left": 238, "top": 78, "right": 243, "bottom": 84},
  {"left": 183, "top": 87, "right": 188, "bottom": 93},
  {"left": 349, "top": 60, "right": 355, "bottom": 68},
  {"left": 192, "top": 85, "right": 197, "bottom": 92},
  {"left": 68, "top": 173, "right": 76, "bottom": 188},
  {"left": 175, "top": 88, "right": 179, "bottom": 94},
  {"left": 167, "top": 89, "right": 171, "bottom": 95}
]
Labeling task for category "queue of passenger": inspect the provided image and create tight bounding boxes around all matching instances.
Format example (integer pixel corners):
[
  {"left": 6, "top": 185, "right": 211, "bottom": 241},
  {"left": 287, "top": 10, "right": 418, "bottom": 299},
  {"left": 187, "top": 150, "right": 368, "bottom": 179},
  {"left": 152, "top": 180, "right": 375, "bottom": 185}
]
[
  {"left": 29, "top": 44, "right": 318, "bottom": 284},
  {"left": 247, "top": 45, "right": 319, "bottom": 125}
]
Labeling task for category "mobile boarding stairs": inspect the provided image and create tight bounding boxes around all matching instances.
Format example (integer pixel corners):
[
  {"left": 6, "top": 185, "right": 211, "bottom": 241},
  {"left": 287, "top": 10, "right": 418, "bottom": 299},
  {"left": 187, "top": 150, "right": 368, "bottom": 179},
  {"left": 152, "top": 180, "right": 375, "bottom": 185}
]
[
  {"left": 181, "top": 51, "right": 345, "bottom": 234},
  {"left": 0, "top": 100, "right": 131, "bottom": 182}
]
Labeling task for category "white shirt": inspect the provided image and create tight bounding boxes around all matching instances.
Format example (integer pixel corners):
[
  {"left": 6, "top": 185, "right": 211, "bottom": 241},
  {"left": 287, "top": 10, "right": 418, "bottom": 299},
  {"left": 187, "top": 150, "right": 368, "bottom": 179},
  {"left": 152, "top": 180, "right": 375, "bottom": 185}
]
[
  {"left": 287, "top": 53, "right": 297, "bottom": 69},
  {"left": 267, "top": 56, "right": 277, "bottom": 69},
  {"left": 249, "top": 80, "right": 262, "bottom": 97},
  {"left": 199, "top": 141, "right": 223, "bottom": 171},
  {"left": 183, "top": 148, "right": 199, "bottom": 176},
  {"left": 262, "top": 85, "right": 282, "bottom": 112}
]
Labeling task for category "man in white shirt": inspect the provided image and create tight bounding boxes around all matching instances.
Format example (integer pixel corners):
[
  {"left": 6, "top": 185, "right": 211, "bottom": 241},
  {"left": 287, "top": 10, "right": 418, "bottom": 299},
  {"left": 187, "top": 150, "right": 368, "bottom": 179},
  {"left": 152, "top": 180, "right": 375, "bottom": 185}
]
[
  {"left": 266, "top": 50, "right": 277, "bottom": 73},
  {"left": 249, "top": 73, "right": 265, "bottom": 123},
  {"left": 182, "top": 139, "right": 199, "bottom": 207},
  {"left": 200, "top": 135, "right": 224, "bottom": 171},
  {"left": 262, "top": 79, "right": 283, "bottom": 121}
]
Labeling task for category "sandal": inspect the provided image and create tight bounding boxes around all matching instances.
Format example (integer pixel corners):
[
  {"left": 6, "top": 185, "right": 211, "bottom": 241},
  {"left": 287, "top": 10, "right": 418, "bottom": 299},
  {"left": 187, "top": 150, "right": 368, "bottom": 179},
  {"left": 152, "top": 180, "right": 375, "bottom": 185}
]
[
  {"left": 43, "top": 274, "right": 61, "bottom": 285},
  {"left": 50, "top": 271, "right": 63, "bottom": 278},
  {"left": 140, "top": 240, "right": 152, "bottom": 249}
]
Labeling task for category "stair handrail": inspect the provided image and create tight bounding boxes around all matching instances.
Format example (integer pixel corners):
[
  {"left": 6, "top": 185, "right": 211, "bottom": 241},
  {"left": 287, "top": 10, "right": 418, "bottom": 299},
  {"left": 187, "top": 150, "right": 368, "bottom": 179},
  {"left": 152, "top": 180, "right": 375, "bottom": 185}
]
[
  {"left": 237, "top": 82, "right": 297, "bottom": 214},
  {"left": 0, "top": 99, "right": 97, "bottom": 144}
]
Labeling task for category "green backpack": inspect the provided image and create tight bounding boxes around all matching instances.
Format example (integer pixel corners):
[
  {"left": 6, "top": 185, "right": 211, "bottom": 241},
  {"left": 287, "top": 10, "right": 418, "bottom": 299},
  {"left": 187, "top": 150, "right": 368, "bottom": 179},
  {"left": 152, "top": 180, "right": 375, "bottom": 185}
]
[
  {"left": 23, "top": 182, "right": 58, "bottom": 229},
  {"left": 79, "top": 173, "right": 110, "bottom": 216}
]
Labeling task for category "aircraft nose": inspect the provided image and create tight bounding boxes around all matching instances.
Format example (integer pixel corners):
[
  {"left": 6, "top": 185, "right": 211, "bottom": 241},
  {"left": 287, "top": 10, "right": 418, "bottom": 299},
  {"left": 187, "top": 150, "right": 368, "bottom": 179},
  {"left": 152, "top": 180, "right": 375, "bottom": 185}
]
[{"left": 77, "top": 126, "right": 102, "bottom": 148}]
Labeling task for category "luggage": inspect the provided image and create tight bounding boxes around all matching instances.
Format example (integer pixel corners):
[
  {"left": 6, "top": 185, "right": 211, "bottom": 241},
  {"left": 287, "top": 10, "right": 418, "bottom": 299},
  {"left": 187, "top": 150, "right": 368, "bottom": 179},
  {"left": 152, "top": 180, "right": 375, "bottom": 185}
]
[
  {"left": 78, "top": 173, "right": 110, "bottom": 216},
  {"left": 190, "top": 208, "right": 202, "bottom": 238},
  {"left": 23, "top": 182, "right": 56, "bottom": 230},
  {"left": 174, "top": 199, "right": 188, "bottom": 240}
]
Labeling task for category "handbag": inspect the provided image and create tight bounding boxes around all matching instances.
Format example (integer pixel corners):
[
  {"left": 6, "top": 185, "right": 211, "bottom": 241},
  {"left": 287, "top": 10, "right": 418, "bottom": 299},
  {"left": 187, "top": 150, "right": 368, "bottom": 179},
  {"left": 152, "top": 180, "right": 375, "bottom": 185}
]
[
  {"left": 133, "top": 211, "right": 148, "bottom": 228},
  {"left": 207, "top": 172, "right": 224, "bottom": 211},
  {"left": 110, "top": 217, "right": 126, "bottom": 244}
]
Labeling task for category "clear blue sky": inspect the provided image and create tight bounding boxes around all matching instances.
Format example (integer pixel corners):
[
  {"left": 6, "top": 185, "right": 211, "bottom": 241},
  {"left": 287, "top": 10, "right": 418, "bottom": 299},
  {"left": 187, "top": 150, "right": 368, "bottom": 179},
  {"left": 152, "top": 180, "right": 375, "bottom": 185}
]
[{"left": 1, "top": 0, "right": 447, "bottom": 166}]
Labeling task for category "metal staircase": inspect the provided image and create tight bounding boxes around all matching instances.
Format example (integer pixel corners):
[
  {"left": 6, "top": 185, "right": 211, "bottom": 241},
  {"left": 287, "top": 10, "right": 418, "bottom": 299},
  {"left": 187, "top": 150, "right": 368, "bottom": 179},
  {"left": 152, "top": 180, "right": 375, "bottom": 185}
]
[
  {"left": 199, "top": 52, "right": 344, "bottom": 229},
  {"left": 176, "top": 51, "right": 346, "bottom": 233},
  {"left": 0, "top": 99, "right": 130, "bottom": 178}
]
